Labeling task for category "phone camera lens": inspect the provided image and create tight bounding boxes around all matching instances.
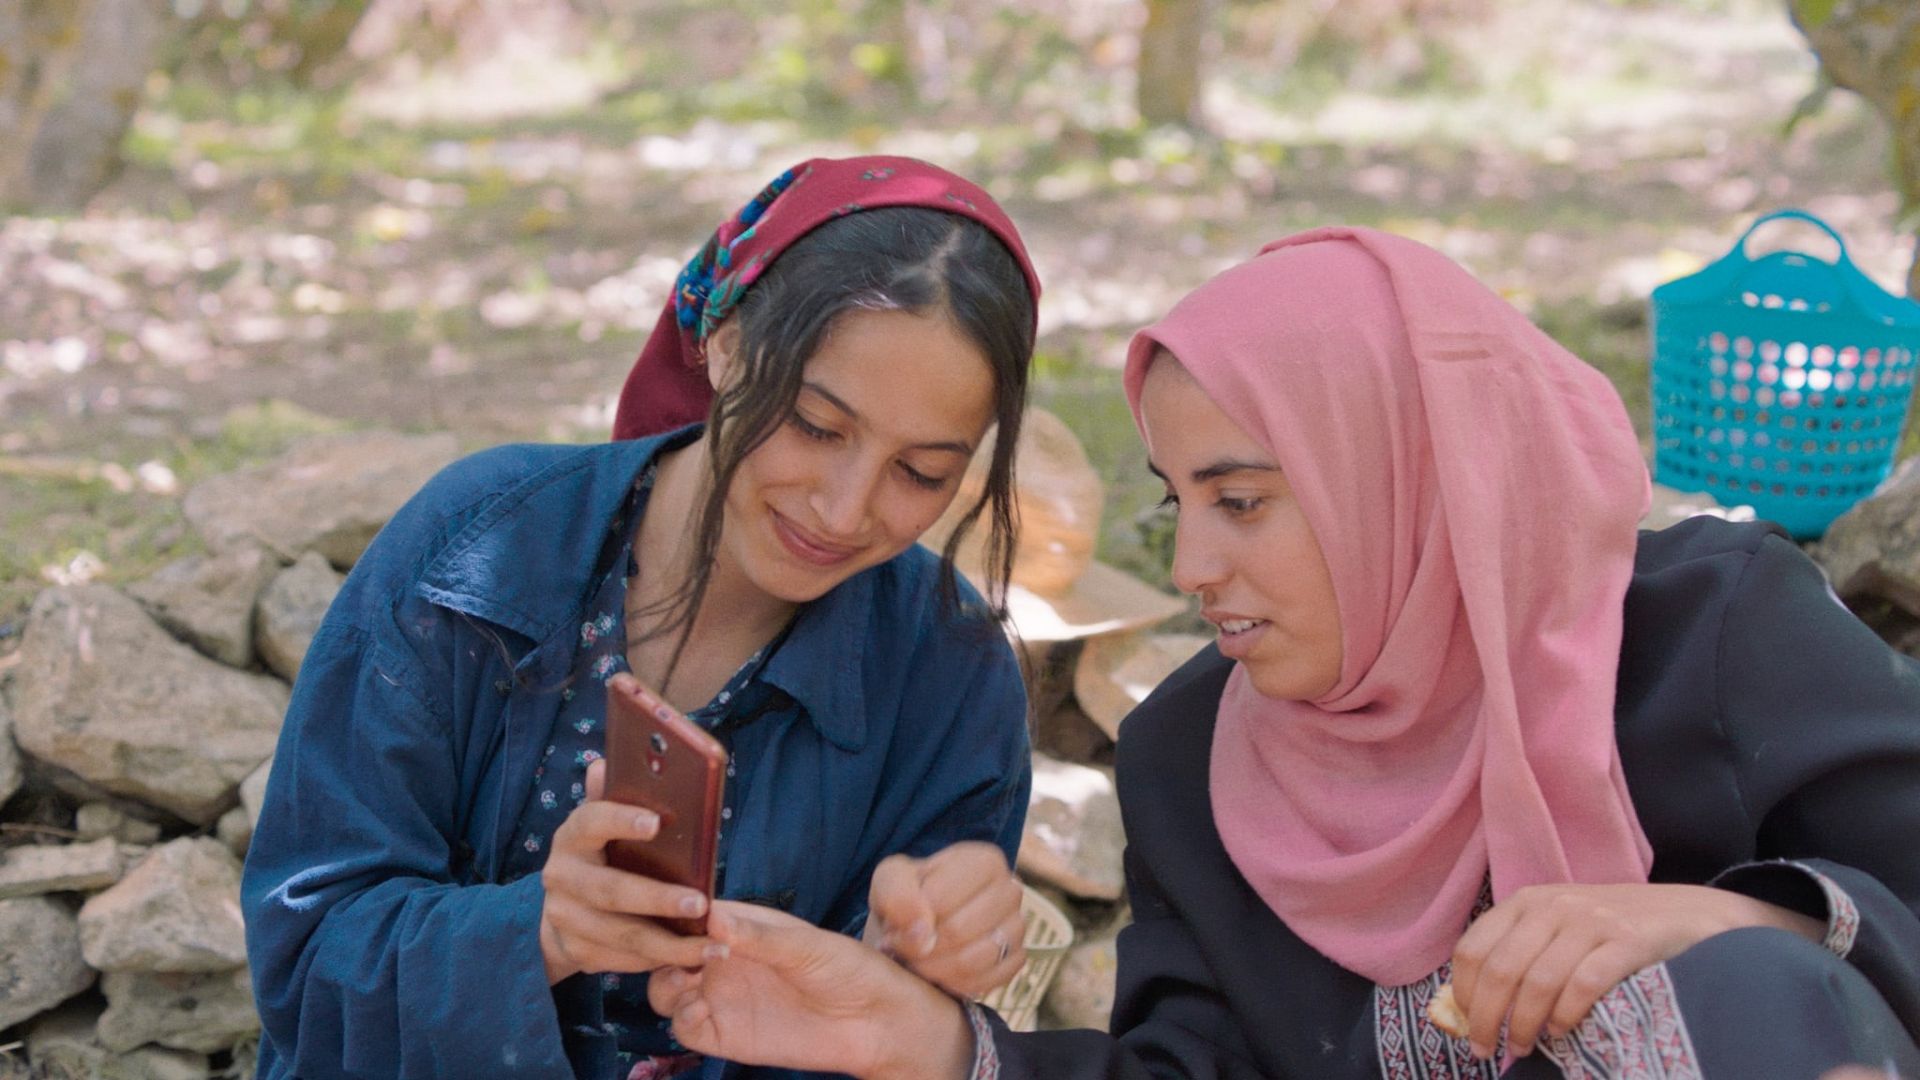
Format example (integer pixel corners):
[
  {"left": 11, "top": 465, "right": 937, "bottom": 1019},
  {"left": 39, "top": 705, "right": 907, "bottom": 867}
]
[{"left": 649, "top": 733, "right": 668, "bottom": 755}]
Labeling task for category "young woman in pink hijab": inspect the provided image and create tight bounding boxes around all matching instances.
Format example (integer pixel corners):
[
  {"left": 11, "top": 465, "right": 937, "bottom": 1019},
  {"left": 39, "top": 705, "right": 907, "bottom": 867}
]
[{"left": 631, "top": 229, "right": 1920, "bottom": 1080}]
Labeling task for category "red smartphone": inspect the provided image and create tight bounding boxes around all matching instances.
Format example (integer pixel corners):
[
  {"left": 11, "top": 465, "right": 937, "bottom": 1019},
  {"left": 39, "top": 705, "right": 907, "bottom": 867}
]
[{"left": 603, "top": 672, "right": 728, "bottom": 936}]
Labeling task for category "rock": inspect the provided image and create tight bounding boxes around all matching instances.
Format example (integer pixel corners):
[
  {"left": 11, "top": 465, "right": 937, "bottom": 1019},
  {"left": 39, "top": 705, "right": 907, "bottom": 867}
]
[
  {"left": 0, "top": 896, "right": 97, "bottom": 1030},
  {"left": 97, "top": 967, "right": 259, "bottom": 1054},
  {"left": 1074, "top": 631, "right": 1210, "bottom": 741},
  {"left": 1639, "top": 482, "right": 1755, "bottom": 533},
  {"left": 240, "top": 756, "right": 272, "bottom": 827},
  {"left": 1016, "top": 754, "right": 1125, "bottom": 901},
  {"left": 0, "top": 690, "right": 20, "bottom": 809},
  {"left": 0, "top": 837, "right": 124, "bottom": 899},
  {"left": 182, "top": 430, "right": 460, "bottom": 568},
  {"left": 28, "top": 1001, "right": 212, "bottom": 1080},
  {"left": 126, "top": 544, "right": 281, "bottom": 668},
  {"left": 1041, "top": 910, "right": 1128, "bottom": 1030},
  {"left": 11, "top": 586, "right": 289, "bottom": 824},
  {"left": 79, "top": 838, "right": 247, "bottom": 973},
  {"left": 75, "top": 802, "right": 165, "bottom": 846},
  {"left": 1812, "top": 455, "right": 1920, "bottom": 619},
  {"left": 218, "top": 757, "right": 274, "bottom": 858},
  {"left": 255, "top": 551, "right": 344, "bottom": 681},
  {"left": 216, "top": 806, "right": 252, "bottom": 858}
]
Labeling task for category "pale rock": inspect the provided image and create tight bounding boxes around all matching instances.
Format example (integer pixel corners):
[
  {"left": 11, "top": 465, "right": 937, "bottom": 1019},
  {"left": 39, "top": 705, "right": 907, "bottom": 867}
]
[
  {"left": 1041, "top": 910, "right": 1128, "bottom": 1030},
  {"left": 240, "top": 756, "right": 272, "bottom": 828},
  {"left": 79, "top": 837, "right": 247, "bottom": 973},
  {"left": 11, "top": 586, "right": 288, "bottom": 824},
  {"left": 1017, "top": 754, "right": 1125, "bottom": 901},
  {"left": 1813, "top": 455, "right": 1920, "bottom": 619},
  {"left": 1074, "top": 631, "right": 1210, "bottom": 740},
  {"left": 215, "top": 806, "right": 251, "bottom": 858},
  {"left": 255, "top": 551, "right": 344, "bottom": 681},
  {"left": 218, "top": 756, "right": 273, "bottom": 857},
  {"left": 75, "top": 802, "right": 164, "bottom": 846},
  {"left": 28, "top": 1000, "right": 211, "bottom": 1080},
  {"left": 126, "top": 544, "right": 280, "bottom": 668},
  {"left": 182, "top": 430, "right": 459, "bottom": 568},
  {"left": 1639, "top": 482, "right": 1755, "bottom": 533},
  {"left": 0, "top": 896, "right": 96, "bottom": 1030},
  {"left": 97, "top": 967, "right": 259, "bottom": 1054},
  {"left": 0, "top": 837, "right": 124, "bottom": 899}
]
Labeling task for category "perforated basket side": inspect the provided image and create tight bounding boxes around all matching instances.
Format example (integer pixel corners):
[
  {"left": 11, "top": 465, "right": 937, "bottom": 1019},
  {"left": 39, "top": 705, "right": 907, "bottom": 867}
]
[{"left": 976, "top": 885, "right": 1077, "bottom": 1032}]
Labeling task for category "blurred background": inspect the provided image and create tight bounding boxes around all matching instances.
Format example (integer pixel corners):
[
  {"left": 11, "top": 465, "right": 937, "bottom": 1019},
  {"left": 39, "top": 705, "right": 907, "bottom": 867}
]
[{"left": 2, "top": 0, "right": 1916, "bottom": 620}]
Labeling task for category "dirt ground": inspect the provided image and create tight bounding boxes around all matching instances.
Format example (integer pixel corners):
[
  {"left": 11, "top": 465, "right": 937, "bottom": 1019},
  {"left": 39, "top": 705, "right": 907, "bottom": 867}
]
[{"left": 0, "top": 0, "right": 1910, "bottom": 620}]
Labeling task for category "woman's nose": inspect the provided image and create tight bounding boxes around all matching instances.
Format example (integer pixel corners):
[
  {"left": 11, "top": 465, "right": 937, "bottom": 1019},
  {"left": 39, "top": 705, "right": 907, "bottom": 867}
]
[
  {"left": 809, "top": 461, "right": 880, "bottom": 537},
  {"left": 1169, "top": 518, "right": 1224, "bottom": 597}
]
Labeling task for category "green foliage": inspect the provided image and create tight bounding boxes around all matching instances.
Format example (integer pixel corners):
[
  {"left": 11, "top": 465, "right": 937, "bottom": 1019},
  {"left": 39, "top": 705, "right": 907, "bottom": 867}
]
[{"left": 1795, "top": 0, "right": 1840, "bottom": 30}]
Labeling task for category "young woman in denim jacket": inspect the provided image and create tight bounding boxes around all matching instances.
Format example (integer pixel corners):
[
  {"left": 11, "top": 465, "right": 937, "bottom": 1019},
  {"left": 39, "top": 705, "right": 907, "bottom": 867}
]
[
  {"left": 637, "top": 229, "right": 1920, "bottom": 1080},
  {"left": 241, "top": 157, "right": 1044, "bottom": 1080}
]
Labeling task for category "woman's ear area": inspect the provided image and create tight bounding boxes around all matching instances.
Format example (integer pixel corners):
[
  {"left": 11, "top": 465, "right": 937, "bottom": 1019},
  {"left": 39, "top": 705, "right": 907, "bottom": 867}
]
[{"left": 703, "top": 320, "right": 744, "bottom": 393}]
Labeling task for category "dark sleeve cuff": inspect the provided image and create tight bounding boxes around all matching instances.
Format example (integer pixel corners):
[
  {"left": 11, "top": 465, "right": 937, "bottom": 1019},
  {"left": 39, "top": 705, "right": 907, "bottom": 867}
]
[
  {"left": 963, "top": 1000, "right": 1002, "bottom": 1080},
  {"left": 1710, "top": 859, "right": 1860, "bottom": 958}
]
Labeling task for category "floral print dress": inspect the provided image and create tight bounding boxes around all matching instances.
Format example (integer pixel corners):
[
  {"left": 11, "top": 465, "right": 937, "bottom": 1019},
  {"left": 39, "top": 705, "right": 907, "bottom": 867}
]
[{"left": 498, "top": 469, "right": 774, "bottom": 1080}]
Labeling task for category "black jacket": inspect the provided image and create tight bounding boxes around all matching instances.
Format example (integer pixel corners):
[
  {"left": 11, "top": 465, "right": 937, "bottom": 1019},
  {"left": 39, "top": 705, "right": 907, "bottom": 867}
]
[{"left": 988, "top": 518, "right": 1920, "bottom": 1078}]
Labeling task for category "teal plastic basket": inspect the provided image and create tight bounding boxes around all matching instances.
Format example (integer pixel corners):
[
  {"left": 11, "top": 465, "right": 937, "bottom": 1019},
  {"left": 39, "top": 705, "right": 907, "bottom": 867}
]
[{"left": 1651, "top": 210, "right": 1920, "bottom": 539}]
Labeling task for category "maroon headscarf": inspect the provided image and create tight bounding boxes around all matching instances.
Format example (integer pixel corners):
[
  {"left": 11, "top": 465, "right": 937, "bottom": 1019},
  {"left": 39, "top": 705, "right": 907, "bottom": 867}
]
[{"left": 611, "top": 156, "right": 1042, "bottom": 440}]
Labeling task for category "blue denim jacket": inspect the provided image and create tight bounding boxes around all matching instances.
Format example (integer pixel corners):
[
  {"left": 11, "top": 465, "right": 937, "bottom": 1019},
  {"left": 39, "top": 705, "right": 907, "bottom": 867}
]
[{"left": 241, "top": 430, "right": 1032, "bottom": 1080}]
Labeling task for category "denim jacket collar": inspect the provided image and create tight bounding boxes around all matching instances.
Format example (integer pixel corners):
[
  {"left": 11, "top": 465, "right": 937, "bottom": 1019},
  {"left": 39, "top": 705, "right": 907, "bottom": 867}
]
[{"left": 413, "top": 425, "right": 870, "bottom": 751}]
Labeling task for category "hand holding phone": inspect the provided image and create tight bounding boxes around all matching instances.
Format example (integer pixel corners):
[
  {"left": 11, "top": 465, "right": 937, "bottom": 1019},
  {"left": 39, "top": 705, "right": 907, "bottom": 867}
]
[{"left": 603, "top": 672, "right": 729, "bottom": 935}]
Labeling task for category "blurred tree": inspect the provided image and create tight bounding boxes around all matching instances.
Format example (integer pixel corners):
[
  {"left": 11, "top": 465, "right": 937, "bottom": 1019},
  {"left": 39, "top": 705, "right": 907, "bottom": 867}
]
[
  {"left": 1790, "top": 0, "right": 1920, "bottom": 295},
  {"left": 169, "top": 0, "right": 372, "bottom": 89},
  {"left": 0, "top": 0, "right": 170, "bottom": 212},
  {"left": 1138, "top": 0, "right": 1210, "bottom": 126}
]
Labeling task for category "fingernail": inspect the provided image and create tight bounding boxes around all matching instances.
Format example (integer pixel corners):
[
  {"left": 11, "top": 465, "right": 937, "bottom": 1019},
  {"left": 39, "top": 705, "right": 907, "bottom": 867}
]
[
  {"left": 679, "top": 894, "right": 707, "bottom": 916},
  {"left": 702, "top": 943, "right": 730, "bottom": 962},
  {"left": 634, "top": 811, "right": 659, "bottom": 834},
  {"left": 909, "top": 919, "right": 935, "bottom": 945},
  {"left": 1470, "top": 1043, "right": 1492, "bottom": 1061}
]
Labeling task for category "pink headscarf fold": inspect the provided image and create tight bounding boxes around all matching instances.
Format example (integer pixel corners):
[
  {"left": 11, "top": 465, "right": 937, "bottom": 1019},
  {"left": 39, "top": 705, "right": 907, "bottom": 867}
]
[{"left": 1123, "top": 228, "right": 1654, "bottom": 987}]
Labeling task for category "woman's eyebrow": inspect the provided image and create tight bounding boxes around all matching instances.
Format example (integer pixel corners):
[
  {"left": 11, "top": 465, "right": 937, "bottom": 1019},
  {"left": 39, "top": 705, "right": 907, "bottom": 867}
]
[
  {"left": 801, "top": 381, "right": 975, "bottom": 455},
  {"left": 1147, "top": 459, "right": 1281, "bottom": 483},
  {"left": 1191, "top": 459, "right": 1280, "bottom": 483}
]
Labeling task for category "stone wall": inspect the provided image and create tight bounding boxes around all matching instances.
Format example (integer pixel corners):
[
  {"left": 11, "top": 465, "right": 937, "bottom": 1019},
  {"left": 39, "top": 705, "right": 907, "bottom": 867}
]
[{"left": 0, "top": 432, "right": 457, "bottom": 1079}]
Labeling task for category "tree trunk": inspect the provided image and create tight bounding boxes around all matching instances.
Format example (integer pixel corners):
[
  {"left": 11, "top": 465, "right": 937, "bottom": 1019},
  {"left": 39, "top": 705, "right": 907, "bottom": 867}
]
[
  {"left": 1790, "top": 0, "right": 1920, "bottom": 295},
  {"left": 1137, "top": 0, "right": 1209, "bottom": 127},
  {"left": 0, "top": 0, "right": 168, "bottom": 213}
]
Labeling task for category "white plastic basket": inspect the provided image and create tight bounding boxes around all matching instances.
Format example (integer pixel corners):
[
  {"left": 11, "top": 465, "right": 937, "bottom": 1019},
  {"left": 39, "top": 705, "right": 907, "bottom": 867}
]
[{"left": 976, "top": 884, "right": 1076, "bottom": 1031}]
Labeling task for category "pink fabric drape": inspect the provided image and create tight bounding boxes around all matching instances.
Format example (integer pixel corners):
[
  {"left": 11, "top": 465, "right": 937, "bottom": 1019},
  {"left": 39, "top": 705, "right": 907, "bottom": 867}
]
[{"left": 1123, "top": 228, "right": 1654, "bottom": 986}]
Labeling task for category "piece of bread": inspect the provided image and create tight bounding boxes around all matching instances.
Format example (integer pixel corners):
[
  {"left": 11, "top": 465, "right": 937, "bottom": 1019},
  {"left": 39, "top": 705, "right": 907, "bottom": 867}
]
[{"left": 1428, "top": 984, "right": 1470, "bottom": 1039}]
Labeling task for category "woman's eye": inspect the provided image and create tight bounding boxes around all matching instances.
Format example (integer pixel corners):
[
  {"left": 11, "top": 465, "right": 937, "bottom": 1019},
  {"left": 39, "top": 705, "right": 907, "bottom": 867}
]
[
  {"left": 790, "top": 413, "right": 839, "bottom": 442},
  {"left": 1217, "top": 496, "right": 1264, "bottom": 515},
  {"left": 898, "top": 462, "right": 947, "bottom": 491},
  {"left": 1155, "top": 491, "right": 1179, "bottom": 510}
]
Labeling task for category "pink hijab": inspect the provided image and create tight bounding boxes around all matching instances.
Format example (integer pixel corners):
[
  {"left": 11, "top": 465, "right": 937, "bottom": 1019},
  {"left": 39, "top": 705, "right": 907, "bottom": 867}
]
[{"left": 1123, "top": 228, "right": 1655, "bottom": 987}]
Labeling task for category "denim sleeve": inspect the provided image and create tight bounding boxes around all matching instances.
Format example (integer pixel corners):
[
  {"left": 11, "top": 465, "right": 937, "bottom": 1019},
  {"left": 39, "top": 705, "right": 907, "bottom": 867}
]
[
  {"left": 241, "top": 622, "right": 574, "bottom": 1079},
  {"left": 826, "top": 629, "right": 1032, "bottom": 937},
  {"left": 1711, "top": 533, "right": 1920, "bottom": 1038}
]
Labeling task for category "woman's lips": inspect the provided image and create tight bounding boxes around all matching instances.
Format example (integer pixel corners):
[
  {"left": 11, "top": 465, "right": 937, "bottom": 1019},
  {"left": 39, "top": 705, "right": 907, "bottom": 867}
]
[
  {"left": 770, "top": 509, "right": 860, "bottom": 567},
  {"left": 1209, "top": 615, "right": 1271, "bottom": 660}
]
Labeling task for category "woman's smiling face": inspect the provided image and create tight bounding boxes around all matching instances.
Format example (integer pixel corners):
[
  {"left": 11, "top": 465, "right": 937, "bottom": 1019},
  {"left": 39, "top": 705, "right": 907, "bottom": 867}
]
[
  {"left": 1138, "top": 351, "right": 1344, "bottom": 702},
  {"left": 708, "top": 307, "right": 998, "bottom": 604}
]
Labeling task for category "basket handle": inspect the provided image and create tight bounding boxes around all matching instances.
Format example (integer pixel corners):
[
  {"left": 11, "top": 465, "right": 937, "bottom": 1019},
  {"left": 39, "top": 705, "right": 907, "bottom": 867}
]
[{"left": 1733, "top": 209, "right": 1851, "bottom": 266}]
